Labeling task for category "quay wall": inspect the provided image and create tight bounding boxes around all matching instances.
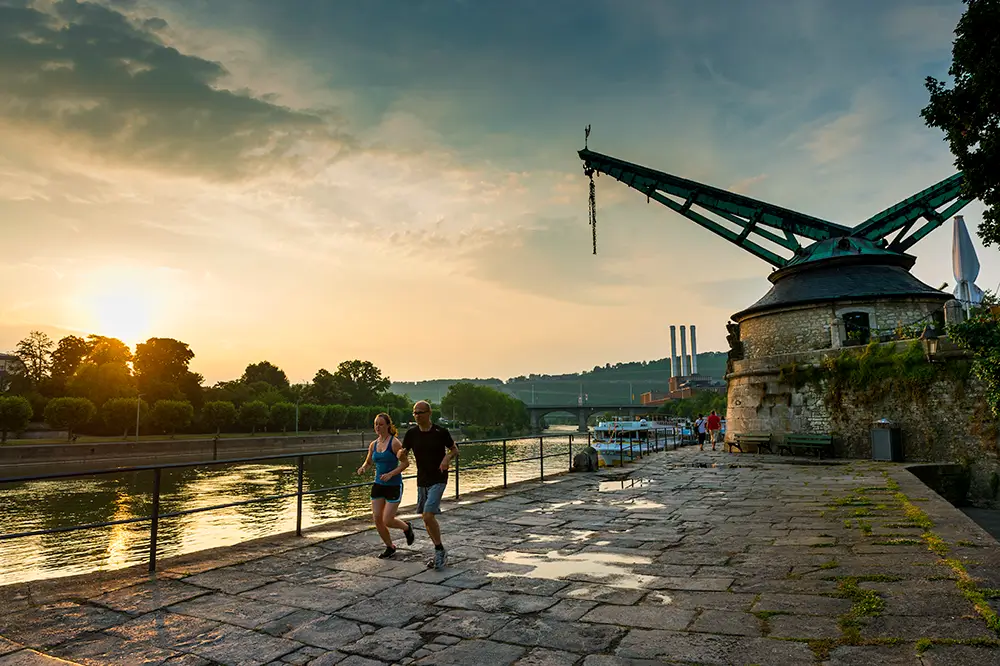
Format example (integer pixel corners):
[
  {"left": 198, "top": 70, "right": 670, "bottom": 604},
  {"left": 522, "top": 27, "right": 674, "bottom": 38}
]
[
  {"left": 0, "top": 433, "right": 372, "bottom": 475},
  {"left": 726, "top": 345, "right": 1000, "bottom": 506}
]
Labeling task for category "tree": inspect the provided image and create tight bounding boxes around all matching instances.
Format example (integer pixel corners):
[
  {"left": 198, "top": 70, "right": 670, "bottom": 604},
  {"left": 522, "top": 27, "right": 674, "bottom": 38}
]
[
  {"left": 922, "top": 0, "right": 1000, "bottom": 245},
  {"left": 15, "top": 331, "right": 53, "bottom": 383},
  {"left": 151, "top": 400, "right": 194, "bottom": 438},
  {"left": 85, "top": 335, "right": 132, "bottom": 365},
  {"left": 242, "top": 361, "right": 289, "bottom": 389},
  {"left": 0, "top": 396, "right": 33, "bottom": 442},
  {"left": 134, "top": 338, "right": 201, "bottom": 405},
  {"left": 308, "top": 368, "right": 348, "bottom": 404},
  {"left": 202, "top": 400, "right": 237, "bottom": 436},
  {"left": 44, "top": 397, "right": 96, "bottom": 440},
  {"left": 269, "top": 402, "right": 296, "bottom": 432},
  {"left": 239, "top": 400, "right": 270, "bottom": 435},
  {"left": 48, "top": 335, "right": 90, "bottom": 389},
  {"left": 298, "top": 403, "right": 326, "bottom": 431},
  {"left": 102, "top": 397, "right": 148, "bottom": 439},
  {"left": 66, "top": 361, "right": 134, "bottom": 409},
  {"left": 332, "top": 360, "right": 390, "bottom": 406}
]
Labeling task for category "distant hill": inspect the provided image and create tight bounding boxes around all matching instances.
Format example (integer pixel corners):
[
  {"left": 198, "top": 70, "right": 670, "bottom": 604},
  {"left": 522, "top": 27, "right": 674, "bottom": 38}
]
[{"left": 391, "top": 351, "right": 727, "bottom": 405}]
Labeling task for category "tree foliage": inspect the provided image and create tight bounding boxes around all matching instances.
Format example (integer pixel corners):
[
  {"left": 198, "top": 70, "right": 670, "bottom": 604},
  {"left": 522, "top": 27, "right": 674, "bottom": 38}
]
[
  {"left": 0, "top": 396, "right": 33, "bottom": 442},
  {"left": 134, "top": 338, "right": 202, "bottom": 405},
  {"left": 67, "top": 360, "right": 134, "bottom": 408},
  {"left": 44, "top": 397, "right": 96, "bottom": 440},
  {"left": 151, "top": 400, "right": 194, "bottom": 438},
  {"left": 239, "top": 400, "right": 270, "bottom": 434},
  {"left": 441, "top": 382, "right": 529, "bottom": 436},
  {"left": 949, "top": 308, "right": 1000, "bottom": 417},
  {"left": 331, "top": 360, "right": 390, "bottom": 406},
  {"left": 15, "top": 330, "right": 53, "bottom": 383},
  {"left": 202, "top": 400, "right": 237, "bottom": 435},
  {"left": 922, "top": 0, "right": 1000, "bottom": 245},
  {"left": 102, "top": 397, "right": 148, "bottom": 439},
  {"left": 269, "top": 402, "right": 296, "bottom": 432},
  {"left": 655, "top": 391, "right": 727, "bottom": 420},
  {"left": 48, "top": 335, "right": 90, "bottom": 388},
  {"left": 242, "top": 361, "right": 289, "bottom": 389}
]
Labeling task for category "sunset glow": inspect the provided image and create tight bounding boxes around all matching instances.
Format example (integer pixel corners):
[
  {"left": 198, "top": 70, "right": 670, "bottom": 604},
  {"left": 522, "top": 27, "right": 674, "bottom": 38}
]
[{"left": 0, "top": 0, "right": 996, "bottom": 385}]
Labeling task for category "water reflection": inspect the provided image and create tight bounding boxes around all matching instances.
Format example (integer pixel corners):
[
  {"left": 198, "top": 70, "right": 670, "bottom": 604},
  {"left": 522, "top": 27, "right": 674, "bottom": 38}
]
[{"left": 0, "top": 436, "right": 575, "bottom": 585}]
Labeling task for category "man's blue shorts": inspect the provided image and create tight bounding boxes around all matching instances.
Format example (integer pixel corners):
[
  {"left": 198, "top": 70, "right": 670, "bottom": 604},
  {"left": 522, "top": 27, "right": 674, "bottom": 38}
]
[{"left": 417, "top": 482, "right": 447, "bottom": 515}]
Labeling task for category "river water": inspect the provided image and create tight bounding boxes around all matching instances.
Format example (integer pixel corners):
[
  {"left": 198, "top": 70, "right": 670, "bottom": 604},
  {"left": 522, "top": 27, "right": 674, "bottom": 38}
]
[{"left": 0, "top": 432, "right": 581, "bottom": 586}]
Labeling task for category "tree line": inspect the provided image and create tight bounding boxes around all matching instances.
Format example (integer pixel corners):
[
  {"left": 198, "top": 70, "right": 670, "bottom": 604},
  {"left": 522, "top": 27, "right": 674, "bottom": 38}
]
[
  {"left": 0, "top": 330, "right": 536, "bottom": 442},
  {"left": 0, "top": 330, "right": 417, "bottom": 441}
]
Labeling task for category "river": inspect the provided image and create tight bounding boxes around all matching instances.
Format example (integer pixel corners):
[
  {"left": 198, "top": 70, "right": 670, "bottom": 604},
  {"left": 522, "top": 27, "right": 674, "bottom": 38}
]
[{"left": 0, "top": 431, "right": 581, "bottom": 586}]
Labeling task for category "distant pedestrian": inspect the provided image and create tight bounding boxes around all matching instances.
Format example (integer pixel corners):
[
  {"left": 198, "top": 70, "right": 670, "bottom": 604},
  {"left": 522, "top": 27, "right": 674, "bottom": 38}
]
[
  {"left": 707, "top": 410, "right": 722, "bottom": 450},
  {"left": 695, "top": 414, "right": 707, "bottom": 450},
  {"left": 404, "top": 400, "right": 459, "bottom": 570},
  {"left": 357, "top": 412, "right": 414, "bottom": 559}
]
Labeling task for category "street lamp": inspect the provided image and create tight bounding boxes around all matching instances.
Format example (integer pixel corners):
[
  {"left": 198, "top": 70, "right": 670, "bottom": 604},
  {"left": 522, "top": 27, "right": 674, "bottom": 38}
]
[
  {"left": 295, "top": 397, "right": 301, "bottom": 434},
  {"left": 920, "top": 325, "right": 939, "bottom": 362},
  {"left": 135, "top": 393, "right": 143, "bottom": 443}
]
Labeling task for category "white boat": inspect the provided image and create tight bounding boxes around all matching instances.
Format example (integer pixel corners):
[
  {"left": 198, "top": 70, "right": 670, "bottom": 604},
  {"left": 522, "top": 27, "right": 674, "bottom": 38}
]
[{"left": 591, "top": 418, "right": 677, "bottom": 467}]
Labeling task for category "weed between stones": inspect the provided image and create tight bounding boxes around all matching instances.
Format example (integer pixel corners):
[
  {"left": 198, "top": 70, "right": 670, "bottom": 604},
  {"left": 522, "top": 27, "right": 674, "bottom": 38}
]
[{"left": 915, "top": 637, "right": 1000, "bottom": 656}]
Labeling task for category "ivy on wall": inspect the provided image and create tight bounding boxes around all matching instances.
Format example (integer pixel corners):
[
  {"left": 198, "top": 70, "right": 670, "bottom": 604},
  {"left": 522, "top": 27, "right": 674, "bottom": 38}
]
[
  {"left": 949, "top": 307, "right": 1000, "bottom": 419},
  {"left": 778, "top": 341, "right": 972, "bottom": 413}
]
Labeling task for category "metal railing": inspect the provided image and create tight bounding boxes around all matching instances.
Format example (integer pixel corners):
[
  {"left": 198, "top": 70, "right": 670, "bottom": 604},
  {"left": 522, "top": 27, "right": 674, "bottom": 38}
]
[{"left": 0, "top": 429, "right": 680, "bottom": 574}]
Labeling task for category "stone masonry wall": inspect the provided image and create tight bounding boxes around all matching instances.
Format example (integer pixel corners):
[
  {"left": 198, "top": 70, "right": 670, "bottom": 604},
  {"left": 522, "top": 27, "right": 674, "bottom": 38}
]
[
  {"left": 727, "top": 346, "right": 1000, "bottom": 506},
  {"left": 738, "top": 298, "right": 945, "bottom": 359}
]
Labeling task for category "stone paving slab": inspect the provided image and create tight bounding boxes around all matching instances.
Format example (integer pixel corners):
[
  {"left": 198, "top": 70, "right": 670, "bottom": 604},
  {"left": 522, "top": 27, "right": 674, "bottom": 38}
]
[{"left": 3, "top": 446, "right": 1000, "bottom": 665}]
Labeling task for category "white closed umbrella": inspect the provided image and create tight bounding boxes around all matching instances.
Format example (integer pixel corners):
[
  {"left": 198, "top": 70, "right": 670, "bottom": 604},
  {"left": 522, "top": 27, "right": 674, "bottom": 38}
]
[{"left": 952, "top": 215, "right": 984, "bottom": 312}]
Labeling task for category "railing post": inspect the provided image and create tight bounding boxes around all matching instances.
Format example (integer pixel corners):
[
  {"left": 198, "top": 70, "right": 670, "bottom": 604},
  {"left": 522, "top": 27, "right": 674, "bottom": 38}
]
[
  {"left": 568, "top": 434, "right": 573, "bottom": 472},
  {"left": 455, "top": 453, "right": 460, "bottom": 499},
  {"left": 630, "top": 439, "right": 634, "bottom": 462},
  {"left": 619, "top": 441, "right": 624, "bottom": 467},
  {"left": 502, "top": 439, "right": 508, "bottom": 488},
  {"left": 539, "top": 436, "right": 544, "bottom": 481},
  {"left": 148, "top": 467, "right": 161, "bottom": 573},
  {"left": 296, "top": 455, "right": 305, "bottom": 537}
]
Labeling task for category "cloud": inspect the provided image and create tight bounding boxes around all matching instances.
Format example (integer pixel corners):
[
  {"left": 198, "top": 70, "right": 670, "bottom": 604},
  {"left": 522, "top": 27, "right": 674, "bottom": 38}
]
[{"left": 0, "top": 0, "right": 351, "bottom": 180}]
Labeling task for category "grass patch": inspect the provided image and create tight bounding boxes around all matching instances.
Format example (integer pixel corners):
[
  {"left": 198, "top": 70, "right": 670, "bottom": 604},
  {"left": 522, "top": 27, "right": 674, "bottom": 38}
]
[
  {"left": 809, "top": 543, "right": 837, "bottom": 548},
  {"left": 871, "top": 538, "right": 923, "bottom": 546},
  {"left": 858, "top": 520, "right": 873, "bottom": 535},
  {"left": 807, "top": 638, "right": 837, "bottom": 660},
  {"left": 820, "top": 559, "right": 840, "bottom": 570},
  {"left": 832, "top": 495, "right": 874, "bottom": 507},
  {"left": 957, "top": 540, "right": 979, "bottom": 547},
  {"left": 916, "top": 637, "right": 1000, "bottom": 655},
  {"left": 820, "top": 574, "right": 903, "bottom": 583},
  {"left": 852, "top": 508, "right": 872, "bottom": 517},
  {"left": 843, "top": 519, "right": 853, "bottom": 529}
]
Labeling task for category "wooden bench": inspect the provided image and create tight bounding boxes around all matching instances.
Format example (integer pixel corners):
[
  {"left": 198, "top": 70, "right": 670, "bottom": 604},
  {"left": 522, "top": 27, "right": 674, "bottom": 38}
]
[
  {"left": 729, "top": 432, "right": 772, "bottom": 454},
  {"left": 780, "top": 433, "right": 834, "bottom": 459}
]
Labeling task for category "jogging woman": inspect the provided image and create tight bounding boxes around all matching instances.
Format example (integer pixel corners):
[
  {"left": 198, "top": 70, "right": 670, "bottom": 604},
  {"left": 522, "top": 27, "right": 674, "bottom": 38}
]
[{"left": 357, "top": 412, "right": 415, "bottom": 558}]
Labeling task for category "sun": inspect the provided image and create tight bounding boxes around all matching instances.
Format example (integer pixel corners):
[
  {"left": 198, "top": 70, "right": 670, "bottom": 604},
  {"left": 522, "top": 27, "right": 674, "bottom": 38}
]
[{"left": 73, "top": 265, "right": 172, "bottom": 347}]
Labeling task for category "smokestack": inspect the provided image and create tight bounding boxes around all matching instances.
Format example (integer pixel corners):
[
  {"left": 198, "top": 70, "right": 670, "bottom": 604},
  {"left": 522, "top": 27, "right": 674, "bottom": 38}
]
[
  {"left": 669, "top": 325, "right": 678, "bottom": 377},
  {"left": 680, "top": 325, "right": 689, "bottom": 377},
  {"left": 690, "top": 325, "right": 699, "bottom": 375}
]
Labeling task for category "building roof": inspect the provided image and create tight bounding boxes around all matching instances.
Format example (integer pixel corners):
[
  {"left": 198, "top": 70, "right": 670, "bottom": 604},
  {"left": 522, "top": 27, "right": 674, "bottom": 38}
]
[{"left": 732, "top": 255, "right": 950, "bottom": 321}]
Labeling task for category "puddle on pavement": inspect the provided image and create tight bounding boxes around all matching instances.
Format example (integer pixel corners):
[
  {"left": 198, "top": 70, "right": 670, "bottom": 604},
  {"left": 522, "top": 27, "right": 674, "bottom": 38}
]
[
  {"left": 621, "top": 499, "right": 665, "bottom": 511},
  {"left": 491, "top": 549, "right": 656, "bottom": 588},
  {"left": 527, "top": 500, "right": 585, "bottom": 513},
  {"left": 599, "top": 478, "right": 653, "bottom": 492}
]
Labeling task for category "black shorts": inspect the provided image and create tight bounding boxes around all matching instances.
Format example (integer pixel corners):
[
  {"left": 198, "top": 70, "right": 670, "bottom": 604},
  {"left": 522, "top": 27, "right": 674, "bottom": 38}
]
[{"left": 371, "top": 483, "right": 402, "bottom": 503}]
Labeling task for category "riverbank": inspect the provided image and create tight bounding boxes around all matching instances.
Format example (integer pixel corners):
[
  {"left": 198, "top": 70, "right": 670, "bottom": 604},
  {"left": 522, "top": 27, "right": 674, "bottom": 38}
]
[
  {"left": 2, "top": 447, "right": 998, "bottom": 665},
  {"left": 0, "top": 431, "right": 373, "bottom": 476}
]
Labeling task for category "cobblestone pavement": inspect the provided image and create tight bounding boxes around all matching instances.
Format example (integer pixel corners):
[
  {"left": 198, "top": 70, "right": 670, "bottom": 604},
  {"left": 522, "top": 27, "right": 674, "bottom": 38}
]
[{"left": 2, "top": 446, "right": 1000, "bottom": 665}]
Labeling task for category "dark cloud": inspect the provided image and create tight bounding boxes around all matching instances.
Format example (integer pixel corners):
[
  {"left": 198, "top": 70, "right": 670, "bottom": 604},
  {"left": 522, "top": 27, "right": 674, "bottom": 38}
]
[{"left": 0, "top": 0, "right": 350, "bottom": 179}]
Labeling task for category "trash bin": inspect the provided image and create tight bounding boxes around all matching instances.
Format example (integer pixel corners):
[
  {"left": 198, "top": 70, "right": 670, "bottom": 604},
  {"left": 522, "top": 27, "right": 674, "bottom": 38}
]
[{"left": 871, "top": 418, "right": 903, "bottom": 462}]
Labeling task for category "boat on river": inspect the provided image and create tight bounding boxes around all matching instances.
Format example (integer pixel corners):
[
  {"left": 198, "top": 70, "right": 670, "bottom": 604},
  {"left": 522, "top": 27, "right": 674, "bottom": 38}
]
[{"left": 592, "top": 418, "right": 681, "bottom": 466}]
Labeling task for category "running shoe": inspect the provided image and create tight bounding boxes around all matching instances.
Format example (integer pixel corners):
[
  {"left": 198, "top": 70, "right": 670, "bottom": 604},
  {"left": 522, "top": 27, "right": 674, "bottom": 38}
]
[
  {"left": 378, "top": 546, "right": 397, "bottom": 559},
  {"left": 404, "top": 522, "right": 415, "bottom": 546}
]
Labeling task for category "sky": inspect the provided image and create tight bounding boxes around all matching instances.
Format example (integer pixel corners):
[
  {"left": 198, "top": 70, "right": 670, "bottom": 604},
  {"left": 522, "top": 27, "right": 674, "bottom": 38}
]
[{"left": 0, "top": 0, "right": 993, "bottom": 385}]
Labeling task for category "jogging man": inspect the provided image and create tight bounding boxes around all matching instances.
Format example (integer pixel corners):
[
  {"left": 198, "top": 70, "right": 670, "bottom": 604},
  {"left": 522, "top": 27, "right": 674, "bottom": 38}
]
[{"left": 403, "top": 400, "right": 459, "bottom": 569}]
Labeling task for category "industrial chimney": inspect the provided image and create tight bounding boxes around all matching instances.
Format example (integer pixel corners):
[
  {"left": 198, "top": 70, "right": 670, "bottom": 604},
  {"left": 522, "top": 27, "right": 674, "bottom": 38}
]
[
  {"left": 669, "top": 325, "right": 678, "bottom": 377},
  {"left": 690, "top": 325, "right": 699, "bottom": 375},
  {"left": 680, "top": 325, "right": 689, "bottom": 376}
]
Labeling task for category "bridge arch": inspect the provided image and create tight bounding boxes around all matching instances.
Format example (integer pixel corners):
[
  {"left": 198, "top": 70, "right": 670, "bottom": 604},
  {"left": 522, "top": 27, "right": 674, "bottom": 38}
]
[{"left": 526, "top": 404, "right": 649, "bottom": 432}]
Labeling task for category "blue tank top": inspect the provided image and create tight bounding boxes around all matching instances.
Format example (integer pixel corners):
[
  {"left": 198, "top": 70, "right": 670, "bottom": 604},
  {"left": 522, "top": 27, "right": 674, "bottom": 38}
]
[{"left": 373, "top": 438, "right": 402, "bottom": 486}]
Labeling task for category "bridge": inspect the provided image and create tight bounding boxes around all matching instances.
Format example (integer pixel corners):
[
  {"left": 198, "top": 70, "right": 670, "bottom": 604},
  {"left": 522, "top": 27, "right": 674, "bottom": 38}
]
[{"left": 527, "top": 403, "right": 650, "bottom": 432}]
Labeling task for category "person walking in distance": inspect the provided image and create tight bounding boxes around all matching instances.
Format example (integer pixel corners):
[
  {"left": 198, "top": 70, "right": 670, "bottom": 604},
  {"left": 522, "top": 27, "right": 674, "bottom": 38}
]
[
  {"left": 357, "top": 412, "right": 414, "bottom": 559},
  {"left": 695, "top": 414, "right": 707, "bottom": 451},
  {"left": 706, "top": 410, "right": 722, "bottom": 451},
  {"left": 403, "top": 400, "right": 459, "bottom": 569}
]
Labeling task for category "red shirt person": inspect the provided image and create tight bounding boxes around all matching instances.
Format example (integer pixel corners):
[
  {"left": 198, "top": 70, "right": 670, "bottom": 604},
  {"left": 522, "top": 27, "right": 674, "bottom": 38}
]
[{"left": 706, "top": 411, "right": 722, "bottom": 449}]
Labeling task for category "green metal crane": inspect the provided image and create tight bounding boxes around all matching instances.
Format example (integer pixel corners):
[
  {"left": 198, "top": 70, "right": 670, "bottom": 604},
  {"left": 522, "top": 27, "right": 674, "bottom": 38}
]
[{"left": 579, "top": 142, "right": 972, "bottom": 267}]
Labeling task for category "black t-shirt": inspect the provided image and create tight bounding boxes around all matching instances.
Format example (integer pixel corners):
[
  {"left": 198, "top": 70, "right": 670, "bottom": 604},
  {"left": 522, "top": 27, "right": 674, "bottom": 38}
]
[{"left": 402, "top": 424, "right": 456, "bottom": 487}]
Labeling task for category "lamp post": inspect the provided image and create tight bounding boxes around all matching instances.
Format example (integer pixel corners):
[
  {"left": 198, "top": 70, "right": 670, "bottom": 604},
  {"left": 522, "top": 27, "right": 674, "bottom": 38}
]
[
  {"left": 295, "top": 398, "right": 301, "bottom": 434},
  {"left": 135, "top": 394, "right": 143, "bottom": 443},
  {"left": 920, "top": 325, "right": 939, "bottom": 362}
]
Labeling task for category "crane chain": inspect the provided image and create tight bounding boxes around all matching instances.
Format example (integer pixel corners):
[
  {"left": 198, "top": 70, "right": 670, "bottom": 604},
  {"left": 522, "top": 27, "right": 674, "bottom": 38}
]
[{"left": 587, "top": 168, "right": 597, "bottom": 255}]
